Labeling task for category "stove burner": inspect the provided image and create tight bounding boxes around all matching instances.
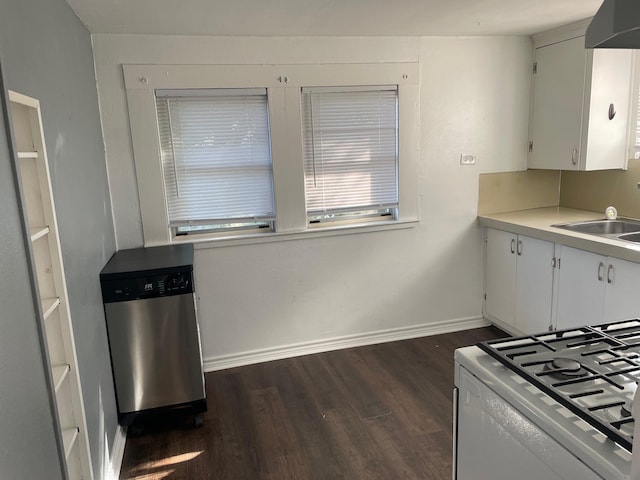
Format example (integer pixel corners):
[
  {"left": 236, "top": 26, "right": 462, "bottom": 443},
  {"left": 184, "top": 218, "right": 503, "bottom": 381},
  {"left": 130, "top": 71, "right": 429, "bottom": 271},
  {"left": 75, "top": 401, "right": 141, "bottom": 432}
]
[
  {"left": 621, "top": 405, "right": 631, "bottom": 417},
  {"left": 543, "top": 357, "right": 589, "bottom": 380},
  {"left": 621, "top": 400, "right": 633, "bottom": 417}
]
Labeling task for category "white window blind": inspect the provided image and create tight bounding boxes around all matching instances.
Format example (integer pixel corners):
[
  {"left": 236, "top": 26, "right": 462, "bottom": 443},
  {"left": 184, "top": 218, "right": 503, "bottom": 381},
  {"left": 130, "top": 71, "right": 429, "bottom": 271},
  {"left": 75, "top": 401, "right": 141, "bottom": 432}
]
[
  {"left": 155, "top": 89, "right": 275, "bottom": 229},
  {"left": 302, "top": 86, "right": 398, "bottom": 220}
]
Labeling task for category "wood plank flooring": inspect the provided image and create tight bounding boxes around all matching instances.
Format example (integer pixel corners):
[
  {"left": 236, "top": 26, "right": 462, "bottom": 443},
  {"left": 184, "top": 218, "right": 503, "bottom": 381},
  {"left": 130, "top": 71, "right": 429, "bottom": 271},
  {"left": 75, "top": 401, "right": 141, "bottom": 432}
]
[{"left": 119, "top": 326, "right": 506, "bottom": 480}]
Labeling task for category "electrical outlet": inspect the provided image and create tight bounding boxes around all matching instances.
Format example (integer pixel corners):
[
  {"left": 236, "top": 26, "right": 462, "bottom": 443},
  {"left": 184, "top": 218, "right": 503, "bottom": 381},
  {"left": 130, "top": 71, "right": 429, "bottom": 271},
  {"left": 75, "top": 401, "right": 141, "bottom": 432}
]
[{"left": 460, "top": 154, "right": 476, "bottom": 165}]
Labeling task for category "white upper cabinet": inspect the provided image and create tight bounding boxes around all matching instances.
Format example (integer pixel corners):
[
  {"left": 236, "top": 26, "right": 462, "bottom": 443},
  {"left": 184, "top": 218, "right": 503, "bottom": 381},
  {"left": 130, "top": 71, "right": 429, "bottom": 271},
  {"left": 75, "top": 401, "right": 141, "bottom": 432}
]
[{"left": 529, "top": 26, "right": 633, "bottom": 171}]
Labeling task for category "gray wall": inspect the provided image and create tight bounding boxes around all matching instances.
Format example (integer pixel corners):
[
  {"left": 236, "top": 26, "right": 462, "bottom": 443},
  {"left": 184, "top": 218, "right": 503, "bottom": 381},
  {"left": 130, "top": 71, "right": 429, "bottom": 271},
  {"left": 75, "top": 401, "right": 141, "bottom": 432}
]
[{"left": 0, "top": 0, "right": 118, "bottom": 478}]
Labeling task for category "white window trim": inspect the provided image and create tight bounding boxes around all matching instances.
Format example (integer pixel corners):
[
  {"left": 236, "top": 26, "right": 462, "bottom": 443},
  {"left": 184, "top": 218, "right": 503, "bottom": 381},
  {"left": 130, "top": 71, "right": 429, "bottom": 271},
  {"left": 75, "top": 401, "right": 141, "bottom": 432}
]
[
  {"left": 123, "top": 63, "right": 420, "bottom": 247},
  {"left": 632, "top": 51, "right": 640, "bottom": 160}
]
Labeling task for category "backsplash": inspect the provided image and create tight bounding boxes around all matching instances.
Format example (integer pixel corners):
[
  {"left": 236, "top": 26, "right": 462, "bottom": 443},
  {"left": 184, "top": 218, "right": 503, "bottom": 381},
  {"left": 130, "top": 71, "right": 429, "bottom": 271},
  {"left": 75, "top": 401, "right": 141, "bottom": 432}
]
[
  {"left": 479, "top": 161, "right": 640, "bottom": 219},
  {"left": 478, "top": 170, "right": 560, "bottom": 215},
  {"left": 560, "top": 159, "right": 640, "bottom": 219}
]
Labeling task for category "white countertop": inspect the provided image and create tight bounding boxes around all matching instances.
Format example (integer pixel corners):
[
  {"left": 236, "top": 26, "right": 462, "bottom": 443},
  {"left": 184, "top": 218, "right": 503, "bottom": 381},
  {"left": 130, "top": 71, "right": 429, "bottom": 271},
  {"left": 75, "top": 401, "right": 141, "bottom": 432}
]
[{"left": 479, "top": 207, "right": 640, "bottom": 263}]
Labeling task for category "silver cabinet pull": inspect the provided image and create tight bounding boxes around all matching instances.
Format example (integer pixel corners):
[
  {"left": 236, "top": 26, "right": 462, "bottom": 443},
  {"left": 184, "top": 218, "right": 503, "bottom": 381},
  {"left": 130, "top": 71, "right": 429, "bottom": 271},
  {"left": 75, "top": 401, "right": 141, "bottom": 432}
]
[
  {"left": 571, "top": 148, "right": 578, "bottom": 166},
  {"left": 598, "top": 262, "right": 605, "bottom": 281},
  {"left": 510, "top": 238, "right": 516, "bottom": 254},
  {"left": 517, "top": 240, "right": 523, "bottom": 256},
  {"left": 607, "top": 264, "right": 615, "bottom": 284}
]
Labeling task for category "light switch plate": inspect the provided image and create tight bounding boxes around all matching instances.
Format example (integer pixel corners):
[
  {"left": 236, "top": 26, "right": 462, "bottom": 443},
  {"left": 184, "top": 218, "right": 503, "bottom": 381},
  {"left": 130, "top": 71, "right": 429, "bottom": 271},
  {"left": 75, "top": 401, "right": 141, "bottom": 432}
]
[{"left": 460, "top": 154, "right": 476, "bottom": 165}]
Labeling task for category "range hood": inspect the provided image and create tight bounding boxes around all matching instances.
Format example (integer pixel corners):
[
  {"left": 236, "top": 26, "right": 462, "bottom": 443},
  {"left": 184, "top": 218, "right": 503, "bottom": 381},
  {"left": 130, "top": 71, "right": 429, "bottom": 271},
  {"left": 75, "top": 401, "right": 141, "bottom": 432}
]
[{"left": 585, "top": 0, "right": 640, "bottom": 48}]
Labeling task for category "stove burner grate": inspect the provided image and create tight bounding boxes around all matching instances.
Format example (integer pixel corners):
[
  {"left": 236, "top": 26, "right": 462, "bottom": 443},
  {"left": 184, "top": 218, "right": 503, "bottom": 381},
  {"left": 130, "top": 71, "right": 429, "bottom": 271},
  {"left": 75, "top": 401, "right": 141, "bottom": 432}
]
[{"left": 477, "top": 319, "right": 640, "bottom": 452}]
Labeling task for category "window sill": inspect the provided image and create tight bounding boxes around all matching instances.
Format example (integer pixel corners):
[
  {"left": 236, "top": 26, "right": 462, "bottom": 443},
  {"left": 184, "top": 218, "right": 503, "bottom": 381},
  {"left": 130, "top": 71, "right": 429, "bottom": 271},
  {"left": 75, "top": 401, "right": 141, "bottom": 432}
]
[{"left": 172, "top": 218, "right": 419, "bottom": 250}]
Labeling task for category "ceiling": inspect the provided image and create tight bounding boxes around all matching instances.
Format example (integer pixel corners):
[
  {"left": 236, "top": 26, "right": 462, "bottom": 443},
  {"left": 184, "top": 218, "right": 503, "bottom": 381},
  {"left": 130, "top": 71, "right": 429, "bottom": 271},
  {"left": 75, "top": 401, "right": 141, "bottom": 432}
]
[{"left": 64, "top": 0, "right": 603, "bottom": 37}]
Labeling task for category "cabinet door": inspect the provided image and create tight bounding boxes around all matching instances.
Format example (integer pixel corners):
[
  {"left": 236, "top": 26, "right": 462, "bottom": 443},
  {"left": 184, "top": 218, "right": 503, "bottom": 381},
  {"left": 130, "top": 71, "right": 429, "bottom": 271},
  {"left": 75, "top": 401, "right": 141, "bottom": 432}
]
[
  {"left": 515, "top": 235, "right": 554, "bottom": 334},
  {"left": 529, "top": 36, "right": 585, "bottom": 170},
  {"left": 485, "top": 229, "right": 517, "bottom": 327},
  {"left": 582, "top": 49, "right": 633, "bottom": 171},
  {"left": 555, "top": 245, "right": 606, "bottom": 329},
  {"left": 603, "top": 258, "right": 640, "bottom": 322}
]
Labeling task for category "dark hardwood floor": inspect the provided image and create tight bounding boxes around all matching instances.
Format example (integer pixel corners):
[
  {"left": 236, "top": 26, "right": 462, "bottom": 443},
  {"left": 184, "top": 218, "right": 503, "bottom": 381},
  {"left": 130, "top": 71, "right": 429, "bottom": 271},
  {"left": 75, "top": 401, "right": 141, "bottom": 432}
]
[{"left": 119, "top": 326, "right": 506, "bottom": 480}]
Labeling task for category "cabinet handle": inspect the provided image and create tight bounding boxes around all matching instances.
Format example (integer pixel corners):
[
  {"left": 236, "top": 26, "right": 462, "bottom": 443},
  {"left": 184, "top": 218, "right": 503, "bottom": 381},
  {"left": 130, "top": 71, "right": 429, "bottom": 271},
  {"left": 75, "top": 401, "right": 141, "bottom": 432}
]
[
  {"left": 517, "top": 240, "right": 523, "bottom": 256},
  {"left": 510, "top": 238, "right": 516, "bottom": 254},
  {"left": 607, "top": 264, "right": 615, "bottom": 284},
  {"left": 598, "top": 262, "right": 605, "bottom": 282},
  {"left": 609, "top": 103, "right": 616, "bottom": 120},
  {"left": 571, "top": 148, "right": 578, "bottom": 166}
]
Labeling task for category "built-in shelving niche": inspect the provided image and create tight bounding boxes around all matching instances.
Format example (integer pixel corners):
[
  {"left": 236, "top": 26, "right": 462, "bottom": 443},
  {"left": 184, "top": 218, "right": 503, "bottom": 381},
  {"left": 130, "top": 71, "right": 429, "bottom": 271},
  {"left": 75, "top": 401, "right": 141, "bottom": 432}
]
[{"left": 9, "top": 91, "right": 93, "bottom": 480}]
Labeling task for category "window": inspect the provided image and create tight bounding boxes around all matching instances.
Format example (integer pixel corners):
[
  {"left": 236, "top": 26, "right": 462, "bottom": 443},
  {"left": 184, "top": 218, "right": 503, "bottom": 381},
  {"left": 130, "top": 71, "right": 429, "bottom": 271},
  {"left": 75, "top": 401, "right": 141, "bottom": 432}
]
[
  {"left": 302, "top": 86, "right": 398, "bottom": 224},
  {"left": 123, "top": 63, "right": 419, "bottom": 246},
  {"left": 155, "top": 89, "right": 275, "bottom": 235}
]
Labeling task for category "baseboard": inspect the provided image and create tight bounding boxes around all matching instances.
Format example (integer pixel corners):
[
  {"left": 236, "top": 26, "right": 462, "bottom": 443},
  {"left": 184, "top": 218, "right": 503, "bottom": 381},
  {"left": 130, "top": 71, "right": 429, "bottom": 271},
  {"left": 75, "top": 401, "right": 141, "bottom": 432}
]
[
  {"left": 203, "top": 316, "right": 489, "bottom": 372},
  {"left": 109, "top": 425, "right": 127, "bottom": 480},
  {"left": 482, "top": 313, "right": 521, "bottom": 337}
]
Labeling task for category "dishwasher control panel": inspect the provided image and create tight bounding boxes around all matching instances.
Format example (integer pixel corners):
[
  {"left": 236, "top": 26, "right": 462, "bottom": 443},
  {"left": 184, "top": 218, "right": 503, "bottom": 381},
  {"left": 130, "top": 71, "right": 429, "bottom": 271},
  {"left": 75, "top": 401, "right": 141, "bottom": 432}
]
[{"left": 101, "top": 270, "right": 193, "bottom": 302}]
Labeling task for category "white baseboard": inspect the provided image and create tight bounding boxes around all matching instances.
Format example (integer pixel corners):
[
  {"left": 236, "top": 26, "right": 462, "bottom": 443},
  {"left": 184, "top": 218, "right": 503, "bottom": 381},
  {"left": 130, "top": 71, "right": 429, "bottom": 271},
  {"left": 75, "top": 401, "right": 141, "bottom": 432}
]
[
  {"left": 203, "top": 316, "right": 489, "bottom": 372},
  {"left": 109, "top": 425, "right": 127, "bottom": 480}
]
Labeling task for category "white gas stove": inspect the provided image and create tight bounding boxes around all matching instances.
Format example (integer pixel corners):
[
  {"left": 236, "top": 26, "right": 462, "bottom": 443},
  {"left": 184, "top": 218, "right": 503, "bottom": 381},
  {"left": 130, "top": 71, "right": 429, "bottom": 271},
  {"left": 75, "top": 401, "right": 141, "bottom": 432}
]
[{"left": 453, "top": 320, "right": 640, "bottom": 480}]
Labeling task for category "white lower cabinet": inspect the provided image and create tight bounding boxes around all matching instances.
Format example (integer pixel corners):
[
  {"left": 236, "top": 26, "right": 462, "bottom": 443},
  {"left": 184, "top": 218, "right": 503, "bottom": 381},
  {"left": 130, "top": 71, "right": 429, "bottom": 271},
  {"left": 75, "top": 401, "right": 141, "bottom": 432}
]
[
  {"left": 485, "top": 229, "right": 554, "bottom": 334},
  {"left": 603, "top": 257, "right": 640, "bottom": 322},
  {"left": 554, "top": 246, "right": 605, "bottom": 329},
  {"left": 547, "top": 245, "right": 640, "bottom": 330},
  {"left": 485, "top": 229, "right": 517, "bottom": 328},
  {"left": 485, "top": 230, "right": 640, "bottom": 334}
]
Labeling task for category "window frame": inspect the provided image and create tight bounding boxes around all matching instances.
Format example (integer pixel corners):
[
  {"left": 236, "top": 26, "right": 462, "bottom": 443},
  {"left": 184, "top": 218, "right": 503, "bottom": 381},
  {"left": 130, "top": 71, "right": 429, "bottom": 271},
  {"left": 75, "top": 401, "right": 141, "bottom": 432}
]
[
  {"left": 301, "top": 85, "right": 399, "bottom": 225},
  {"left": 155, "top": 88, "right": 276, "bottom": 233},
  {"left": 123, "top": 63, "right": 420, "bottom": 246}
]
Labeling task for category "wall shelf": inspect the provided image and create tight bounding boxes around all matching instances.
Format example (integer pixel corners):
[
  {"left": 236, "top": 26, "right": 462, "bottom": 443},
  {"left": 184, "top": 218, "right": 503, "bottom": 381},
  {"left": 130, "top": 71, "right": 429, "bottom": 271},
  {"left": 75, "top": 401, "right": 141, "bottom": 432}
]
[
  {"left": 9, "top": 90, "right": 93, "bottom": 480},
  {"left": 62, "top": 427, "right": 79, "bottom": 459},
  {"left": 52, "top": 364, "right": 70, "bottom": 392},
  {"left": 30, "top": 226, "right": 49, "bottom": 242},
  {"left": 41, "top": 297, "right": 60, "bottom": 320}
]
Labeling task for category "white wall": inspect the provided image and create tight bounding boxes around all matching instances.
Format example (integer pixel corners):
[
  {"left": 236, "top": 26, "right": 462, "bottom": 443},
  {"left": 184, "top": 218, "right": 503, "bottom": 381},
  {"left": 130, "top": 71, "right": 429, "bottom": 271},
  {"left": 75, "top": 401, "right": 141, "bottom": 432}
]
[{"left": 92, "top": 35, "right": 531, "bottom": 368}]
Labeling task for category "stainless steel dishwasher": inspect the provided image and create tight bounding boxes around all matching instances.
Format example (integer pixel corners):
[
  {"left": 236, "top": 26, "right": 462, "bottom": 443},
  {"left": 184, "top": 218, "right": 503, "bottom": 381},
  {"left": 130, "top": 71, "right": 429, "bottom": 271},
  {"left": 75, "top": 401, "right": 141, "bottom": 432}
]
[{"left": 100, "top": 244, "right": 206, "bottom": 426}]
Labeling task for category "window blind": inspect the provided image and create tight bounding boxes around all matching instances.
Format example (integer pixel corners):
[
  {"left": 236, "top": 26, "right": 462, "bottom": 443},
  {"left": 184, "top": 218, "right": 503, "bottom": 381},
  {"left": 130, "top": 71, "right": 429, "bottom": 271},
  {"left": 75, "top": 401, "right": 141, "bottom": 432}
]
[
  {"left": 156, "top": 89, "right": 275, "bottom": 227},
  {"left": 301, "top": 87, "right": 398, "bottom": 218}
]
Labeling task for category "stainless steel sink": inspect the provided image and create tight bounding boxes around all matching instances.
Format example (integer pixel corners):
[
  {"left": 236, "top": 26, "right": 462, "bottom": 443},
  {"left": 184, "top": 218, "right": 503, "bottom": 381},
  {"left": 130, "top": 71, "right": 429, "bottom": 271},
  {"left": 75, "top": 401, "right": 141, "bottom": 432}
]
[
  {"left": 617, "top": 232, "right": 640, "bottom": 243},
  {"left": 552, "top": 219, "right": 640, "bottom": 242}
]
